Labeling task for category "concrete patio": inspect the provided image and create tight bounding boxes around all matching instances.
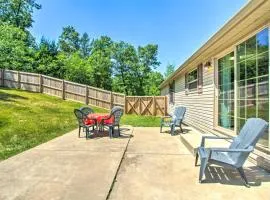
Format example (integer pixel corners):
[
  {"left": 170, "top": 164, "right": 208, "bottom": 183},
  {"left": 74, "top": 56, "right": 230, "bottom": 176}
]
[
  {"left": 0, "top": 125, "right": 270, "bottom": 200},
  {"left": 0, "top": 126, "right": 133, "bottom": 200}
]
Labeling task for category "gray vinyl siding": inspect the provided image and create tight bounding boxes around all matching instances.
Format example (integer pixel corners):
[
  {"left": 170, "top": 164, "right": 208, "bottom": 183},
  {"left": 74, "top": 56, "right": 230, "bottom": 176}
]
[
  {"left": 160, "top": 86, "right": 169, "bottom": 96},
  {"left": 165, "top": 67, "right": 215, "bottom": 132}
]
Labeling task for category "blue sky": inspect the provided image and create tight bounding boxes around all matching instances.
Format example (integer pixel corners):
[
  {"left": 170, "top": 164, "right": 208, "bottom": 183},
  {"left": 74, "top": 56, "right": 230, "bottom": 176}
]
[{"left": 31, "top": 0, "right": 247, "bottom": 74}]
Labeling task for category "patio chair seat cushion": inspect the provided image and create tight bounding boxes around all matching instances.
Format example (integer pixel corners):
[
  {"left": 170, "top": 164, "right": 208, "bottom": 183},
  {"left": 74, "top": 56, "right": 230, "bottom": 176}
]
[
  {"left": 83, "top": 119, "right": 95, "bottom": 126},
  {"left": 103, "top": 116, "right": 114, "bottom": 125}
]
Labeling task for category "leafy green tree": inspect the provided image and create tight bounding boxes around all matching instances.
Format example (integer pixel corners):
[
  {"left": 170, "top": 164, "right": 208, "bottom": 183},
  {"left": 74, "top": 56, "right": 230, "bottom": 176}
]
[
  {"left": 112, "top": 43, "right": 161, "bottom": 95},
  {"left": 63, "top": 52, "right": 92, "bottom": 84},
  {"left": 112, "top": 41, "right": 138, "bottom": 95},
  {"left": 164, "top": 63, "right": 175, "bottom": 78},
  {"left": 143, "top": 71, "right": 164, "bottom": 95},
  {"left": 59, "top": 26, "right": 80, "bottom": 54},
  {"left": 0, "top": 23, "right": 34, "bottom": 71},
  {"left": 80, "top": 32, "right": 91, "bottom": 58},
  {"left": 88, "top": 36, "right": 114, "bottom": 90},
  {"left": 0, "top": 0, "right": 41, "bottom": 30},
  {"left": 132, "top": 44, "right": 160, "bottom": 95},
  {"left": 33, "top": 36, "right": 65, "bottom": 78}
]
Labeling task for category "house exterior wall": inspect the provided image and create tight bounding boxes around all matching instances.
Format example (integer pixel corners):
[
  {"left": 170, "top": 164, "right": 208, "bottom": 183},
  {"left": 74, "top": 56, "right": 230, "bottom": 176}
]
[
  {"left": 175, "top": 67, "right": 215, "bottom": 132},
  {"left": 162, "top": 66, "right": 215, "bottom": 133},
  {"left": 160, "top": 86, "right": 169, "bottom": 96},
  {"left": 160, "top": 0, "right": 270, "bottom": 170}
]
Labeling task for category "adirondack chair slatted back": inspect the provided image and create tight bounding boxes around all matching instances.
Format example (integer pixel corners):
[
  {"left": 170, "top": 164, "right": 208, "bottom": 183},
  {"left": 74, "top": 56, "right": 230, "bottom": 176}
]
[
  {"left": 172, "top": 107, "right": 186, "bottom": 125},
  {"left": 74, "top": 109, "right": 86, "bottom": 127},
  {"left": 110, "top": 106, "right": 123, "bottom": 126},
  {"left": 80, "top": 107, "right": 94, "bottom": 115},
  {"left": 229, "top": 118, "right": 268, "bottom": 166}
]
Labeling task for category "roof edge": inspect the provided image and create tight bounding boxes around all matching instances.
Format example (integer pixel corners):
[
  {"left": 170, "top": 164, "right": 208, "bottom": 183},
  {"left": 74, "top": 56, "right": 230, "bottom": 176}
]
[{"left": 160, "top": 0, "right": 266, "bottom": 89}]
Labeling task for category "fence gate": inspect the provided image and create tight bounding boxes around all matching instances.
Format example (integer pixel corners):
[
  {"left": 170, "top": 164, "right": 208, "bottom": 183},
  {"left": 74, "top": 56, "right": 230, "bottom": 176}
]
[{"left": 125, "top": 96, "right": 167, "bottom": 116}]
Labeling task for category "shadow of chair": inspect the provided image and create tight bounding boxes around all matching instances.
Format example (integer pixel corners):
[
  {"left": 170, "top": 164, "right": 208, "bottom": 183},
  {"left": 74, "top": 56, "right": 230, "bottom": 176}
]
[
  {"left": 87, "top": 127, "right": 133, "bottom": 140},
  {"left": 162, "top": 127, "right": 191, "bottom": 135},
  {"left": 203, "top": 165, "right": 270, "bottom": 187}
]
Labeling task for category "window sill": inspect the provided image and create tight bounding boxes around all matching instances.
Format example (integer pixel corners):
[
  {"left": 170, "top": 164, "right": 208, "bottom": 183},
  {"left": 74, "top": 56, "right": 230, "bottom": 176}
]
[{"left": 185, "top": 89, "right": 198, "bottom": 95}]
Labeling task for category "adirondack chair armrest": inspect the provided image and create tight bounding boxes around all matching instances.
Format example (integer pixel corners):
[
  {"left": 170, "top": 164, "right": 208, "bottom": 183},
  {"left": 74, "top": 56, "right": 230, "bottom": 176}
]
[
  {"left": 209, "top": 146, "right": 254, "bottom": 153},
  {"left": 161, "top": 115, "right": 172, "bottom": 123},
  {"left": 200, "top": 136, "right": 233, "bottom": 147},
  {"left": 161, "top": 115, "right": 172, "bottom": 119}
]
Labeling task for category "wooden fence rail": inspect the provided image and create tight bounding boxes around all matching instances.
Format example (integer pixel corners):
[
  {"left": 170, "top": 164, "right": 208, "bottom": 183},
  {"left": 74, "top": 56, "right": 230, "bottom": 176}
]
[{"left": 0, "top": 69, "right": 167, "bottom": 116}]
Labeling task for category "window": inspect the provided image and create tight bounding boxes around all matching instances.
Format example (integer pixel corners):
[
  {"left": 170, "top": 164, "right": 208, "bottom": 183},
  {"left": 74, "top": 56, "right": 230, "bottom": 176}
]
[
  {"left": 236, "top": 28, "right": 269, "bottom": 148},
  {"left": 169, "top": 80, "right": 175, "bottom": 104},
  {"left": 187, "top": 69, "right": 198, "bottom": 90},
  {"left": 185, "top": 64, "right": 203, "bottom": 93}
]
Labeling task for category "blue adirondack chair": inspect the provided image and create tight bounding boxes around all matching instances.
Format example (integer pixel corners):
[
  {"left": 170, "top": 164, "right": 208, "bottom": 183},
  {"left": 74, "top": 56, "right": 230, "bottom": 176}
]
[
  {"left": 160, "top": 106, "right": 186, "bottom": 135},
  {"left": 195, "top": 118, "right": 268, "bottom": 186}
]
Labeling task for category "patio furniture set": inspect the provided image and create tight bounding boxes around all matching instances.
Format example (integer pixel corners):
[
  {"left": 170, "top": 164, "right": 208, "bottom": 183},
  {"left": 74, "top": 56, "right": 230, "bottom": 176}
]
[
  {"left": 74, "top": 105, "right": 269, "bottom": 186},
  {"left": 74, "top": 106, "right": 124, "bottom": 139}
]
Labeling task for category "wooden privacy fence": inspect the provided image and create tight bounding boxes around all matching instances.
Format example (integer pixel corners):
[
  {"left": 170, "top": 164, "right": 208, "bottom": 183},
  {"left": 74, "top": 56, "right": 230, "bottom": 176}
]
[{"left": 0, "top": 69, "right": 167, "bottom": 116}]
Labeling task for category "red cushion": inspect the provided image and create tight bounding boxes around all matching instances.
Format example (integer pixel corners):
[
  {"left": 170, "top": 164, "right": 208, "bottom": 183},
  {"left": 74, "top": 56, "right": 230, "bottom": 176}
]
[
  {"left": 104, "top": 116, "right": 114, "bottom": 124},
  {"left": 83, "top": 119, "right": 95, "bottom": 126}
]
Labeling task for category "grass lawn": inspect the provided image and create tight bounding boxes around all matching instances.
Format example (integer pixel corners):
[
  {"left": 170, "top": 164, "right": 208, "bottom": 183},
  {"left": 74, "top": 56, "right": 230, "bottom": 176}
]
[
  {"left": 121, "top": 114, "right": 161, "bottom": 127},
  {"left": 0, "top": 88, "right": 160, "bottom": 160}
]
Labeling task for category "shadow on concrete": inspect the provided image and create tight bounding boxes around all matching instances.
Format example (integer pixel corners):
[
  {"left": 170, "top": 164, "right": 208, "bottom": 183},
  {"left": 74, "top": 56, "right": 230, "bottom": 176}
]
[
  {"left": 81, "top": 127, "right": 133, "bottom": 140},
  {"left": 161, "top": 128, "right": 192, "bottom": 135},
  {"left": 202, "top": 165, "right": 270, "bottom": 187}
]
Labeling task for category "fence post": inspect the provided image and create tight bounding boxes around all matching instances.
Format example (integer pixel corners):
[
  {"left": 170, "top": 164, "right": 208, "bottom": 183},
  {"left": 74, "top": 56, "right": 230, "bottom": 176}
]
[
  {"left": 95, "top": 89, "right": 98, "bottom": 107},
  {"left": 124, "top": 95, "right": 126, "bottom": 114},
  {"left": 153, "top": 96, "right": 156, "bottom": 116},
  {"left": 1, "top": 69, "right": 5, "bottom": 86},
  {"left": 85, "top": 85, "right": 89, "bottom": 105},
  {"left": 139, "top": 97, "right": 142, "bottom": 115},
  {"left": 110, "top": 91, "right": 113, "bottom": 109},
  {"left": 62, "top": 80, "right": 65, "bottom": 100},
  {"left": 17, "top": 71, "right": 21, "bottom": 89},
  {"left": 164, "top": 96, "right": 167, "bottom": 116},
  {"left": 39, "top": 74, "right": 43, "bottom": 93}
]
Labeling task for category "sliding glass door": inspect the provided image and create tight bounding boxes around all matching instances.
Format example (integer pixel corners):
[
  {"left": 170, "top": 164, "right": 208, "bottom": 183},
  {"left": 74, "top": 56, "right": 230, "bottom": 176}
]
[
  {"left": 217, "top": 28, "right": 269, "bottom": 148},
  {"left": 236, "top": 28, "right": 269, "bottom": 147}
]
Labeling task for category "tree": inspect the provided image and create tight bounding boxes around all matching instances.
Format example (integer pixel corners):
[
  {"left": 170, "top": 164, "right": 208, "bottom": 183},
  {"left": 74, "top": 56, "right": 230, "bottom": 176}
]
[
  {"left": 133, "top": 44, "right": 160, "bottom": 95},
  {"left": 112, "top": 41, "right": 138, "bottom": 95},
  {"left": 0, "top": 23, "right": 34, "bottom": 71},
  {"left": 80, "top": 32, "right": 91, "bottom": 58},
  {"left": 63, "top": 52, "right": 92, "bottom": 85},
  {"left": 164, "top": 63, "right": 175, "bottom": 78},
  {"left": 0, "top": 0, "right": 41, "bottom": 30},
  {"left": 33, "top": 36, "right": 64, "bottom": 78},
  {"left": 144, "top": 71, "right": 164, "bottom": 96},
  {"left": 59, "top": 26, "right": 80, "bottom": 54},
  {"left": 88, "top": 36, "right": 114, "bottom": 90}
]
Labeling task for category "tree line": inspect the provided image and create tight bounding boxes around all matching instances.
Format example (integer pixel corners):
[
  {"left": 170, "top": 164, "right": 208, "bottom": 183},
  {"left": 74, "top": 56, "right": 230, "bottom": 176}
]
[{"left": 0, "top": 0, "right": 174, "bottom": 95}]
